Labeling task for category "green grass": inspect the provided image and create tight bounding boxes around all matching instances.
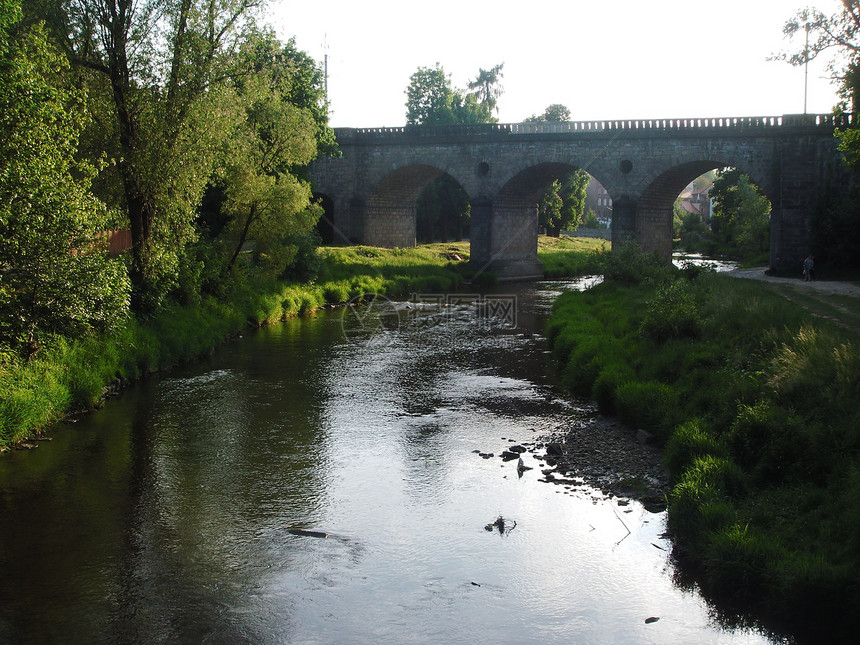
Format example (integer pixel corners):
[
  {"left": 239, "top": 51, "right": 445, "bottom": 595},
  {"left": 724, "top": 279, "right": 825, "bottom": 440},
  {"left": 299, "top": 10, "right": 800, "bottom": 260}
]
[
  {"left": 544, "top": 258, "right": 860, "bottom": 641},
  {"left": 538, "top": 234, "right": 608, "bottom": 278}
]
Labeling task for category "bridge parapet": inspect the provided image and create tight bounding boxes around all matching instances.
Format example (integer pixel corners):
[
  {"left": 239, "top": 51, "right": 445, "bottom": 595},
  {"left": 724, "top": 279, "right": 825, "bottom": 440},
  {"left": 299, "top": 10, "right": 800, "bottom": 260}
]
[{"left": 334, "top": 113, "right": 854, "bottom": 142}]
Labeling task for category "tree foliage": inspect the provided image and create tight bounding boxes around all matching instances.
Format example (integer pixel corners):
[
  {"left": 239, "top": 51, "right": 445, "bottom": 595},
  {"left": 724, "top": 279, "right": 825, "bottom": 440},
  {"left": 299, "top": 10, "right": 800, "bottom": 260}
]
[
  {"left": 34, "top": 0, "right": 263, "bottom": 312},
  {"left": 466, "top": 63, "right": 504, "bottom": 117},
  {"left": 708, "top": 169, "right": 771, "bottom": 260},
  {"left": 0, "top": 6, "right": 129, "bottom": 357},
  {"left": 776, "top": 1, "right": 860, "bottom": 110},
  {"left": 25, "top": 2, "right": 335, "bottom": 310},
  {"left": 539, "top": 170, "right": 589, "bottom": 236},
  {"left": 217, "top": 33, "right": 323, "bottom": 278},
  {"left": 405, "top": 63, "right": 459, "bottom": 126},
  {"left": 525, "top": 103, "right": 571, "bottom": 122},
  {"left": 405, "top": 62, "right": 504, "bottom": 125}
]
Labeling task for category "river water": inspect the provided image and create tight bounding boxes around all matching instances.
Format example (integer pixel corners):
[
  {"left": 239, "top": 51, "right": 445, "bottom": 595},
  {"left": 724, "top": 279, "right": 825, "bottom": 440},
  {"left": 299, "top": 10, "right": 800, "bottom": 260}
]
[{"left": 0, "top": 278, "right": 777, "bottom": 644}]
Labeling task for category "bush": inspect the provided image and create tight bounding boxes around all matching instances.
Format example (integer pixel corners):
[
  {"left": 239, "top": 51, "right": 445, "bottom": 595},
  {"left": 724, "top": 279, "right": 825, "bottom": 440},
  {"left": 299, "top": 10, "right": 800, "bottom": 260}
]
[
  {"left": 601, "top": 240, "right": 672, "bottom": 284},
  {"left": 701, "top": 523, "right": 779, "bottom": 603},
  {"left": 669, "top": 455, "right": 748, "bottom": 540},
  {"left": 640, "top": 279, "right": 702, "bottom": 341},
  {"left": 615, "top": 380, "right": 680, "bottom": 443}
]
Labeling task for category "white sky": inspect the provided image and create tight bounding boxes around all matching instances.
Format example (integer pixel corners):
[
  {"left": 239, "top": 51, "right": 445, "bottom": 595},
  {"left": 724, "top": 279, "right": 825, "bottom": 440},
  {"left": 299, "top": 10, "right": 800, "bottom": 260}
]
[{"left": 265, "top": 0, "right": 846, "bottom": 128}]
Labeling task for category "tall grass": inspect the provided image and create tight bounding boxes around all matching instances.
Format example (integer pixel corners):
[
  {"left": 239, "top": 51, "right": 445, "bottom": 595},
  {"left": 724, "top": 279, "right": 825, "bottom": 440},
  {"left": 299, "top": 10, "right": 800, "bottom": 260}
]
[{"left": 545, "top": 255, "right": 860, "bottom": 641}]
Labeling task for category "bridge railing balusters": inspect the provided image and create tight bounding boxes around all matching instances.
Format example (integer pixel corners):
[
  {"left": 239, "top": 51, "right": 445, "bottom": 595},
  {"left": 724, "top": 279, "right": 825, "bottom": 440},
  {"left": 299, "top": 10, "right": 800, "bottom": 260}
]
[{"left": 333, "top": 113, "right": 855, "bottom": 140}]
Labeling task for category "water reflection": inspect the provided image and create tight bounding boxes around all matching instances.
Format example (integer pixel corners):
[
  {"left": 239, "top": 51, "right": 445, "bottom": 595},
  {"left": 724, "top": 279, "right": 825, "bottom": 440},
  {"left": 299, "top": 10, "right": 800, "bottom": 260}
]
[
  {"left": 0, "top": 283, "right": 778, "bottom": 644},
  {"left": 673, "top": 252, "right": 739, "bottom": 272}
]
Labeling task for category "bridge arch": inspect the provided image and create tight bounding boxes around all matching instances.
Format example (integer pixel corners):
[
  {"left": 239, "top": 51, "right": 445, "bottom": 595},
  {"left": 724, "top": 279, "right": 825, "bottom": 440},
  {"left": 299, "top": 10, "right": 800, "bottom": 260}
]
[
  {"left": 361, "top": 163, "right": 448, "bottom": 247},
  {"left": 628, "top": 157, "right": 774, "bottom": 258},
  {"left": 471, "top": 162, "right": 582, "bottom": 278}
]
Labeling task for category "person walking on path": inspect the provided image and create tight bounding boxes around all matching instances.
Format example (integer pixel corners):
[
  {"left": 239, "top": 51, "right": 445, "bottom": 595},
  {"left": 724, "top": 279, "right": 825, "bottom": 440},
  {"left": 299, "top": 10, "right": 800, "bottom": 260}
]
[{"left": 803, "top": 255, "right": 815, "bottom": 282}]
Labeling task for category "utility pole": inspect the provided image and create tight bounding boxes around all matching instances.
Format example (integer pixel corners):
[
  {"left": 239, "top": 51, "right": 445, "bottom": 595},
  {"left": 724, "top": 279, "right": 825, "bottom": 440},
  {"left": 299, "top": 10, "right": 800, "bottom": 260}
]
[
  {"left": 323, "top": 34, "right": 329, "bottom": 97},
  {"left": 804, "top": 21, "right": 810, "bottom": 114}
]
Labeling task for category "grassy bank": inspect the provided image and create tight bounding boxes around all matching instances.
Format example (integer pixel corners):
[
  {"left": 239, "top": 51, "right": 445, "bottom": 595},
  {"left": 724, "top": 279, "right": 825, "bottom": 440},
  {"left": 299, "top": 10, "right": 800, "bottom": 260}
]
[
  {"left": 544, "top": 251, "right": 860, "bottom": 642},
  {"left": 538, "top": 234, "right": 608, "bottom": 278},
  {"left": 1, "top": 237, "right": 603, "bottom": 450}
]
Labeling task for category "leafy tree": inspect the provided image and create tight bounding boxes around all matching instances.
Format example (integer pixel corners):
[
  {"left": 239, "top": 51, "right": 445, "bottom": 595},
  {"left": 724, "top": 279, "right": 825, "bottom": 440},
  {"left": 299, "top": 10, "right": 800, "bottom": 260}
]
[
  {"left": 467, "top": 63, "right": 504, "bottom": 117},
  {"left": 582, "top": 207, "right": 603, "bottom": 229},
  {"left": 406, "top": 62, "right": 504, "bottom": 126},
  {"left": 220, "top": 67, "right": 319, "bottom": 276},
  {"left": 539, "top": 170, "right": 589, "bottom": 237},
  {"left": 406, "top": 63, "right": 458, "bottom": 126},
  {"left": 525, "top": 103, "right": 571, "bottom": 122},
  {"left": 708, "top": 169, "right": 771, "bottom": 259},
  {"left": 0, "top": 6, "right": 129, "bottom": 357},
  {"left": 560, "top": 170, "right": 589, "bottom": 233},
  {"left": 539, "top": 180, "right": 564, "bottom": 236},
  {"left": 214, "top": 32, "right": 329, "bottom": 278},
  {"left": 38, "top": 0, "right": 262, "bottom": 312},
  {"left": 675, "top": 206, "right": 708, "bottom": 251},
  {"left": 242, "top": 34, "right": 337, "bottom": 159}
]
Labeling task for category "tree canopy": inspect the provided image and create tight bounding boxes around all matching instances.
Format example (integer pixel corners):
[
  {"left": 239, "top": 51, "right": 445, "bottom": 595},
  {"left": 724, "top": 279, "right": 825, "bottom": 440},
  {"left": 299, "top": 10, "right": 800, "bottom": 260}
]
[
  {"left": 708, "top": 169, "right": 771, "bottom": 260},
  {"left": 405, "top": 62, "right": 504, "bottom": 125},
  {"left": 466, "top": 63, "right": 505, "bottom": 117},
  {"left": 539, "top": 170, "right": 589, "bottom": 237},
  {"left": 20, "top": 1, "right": 335, "bottom": 311},
  {"left": 525, "top": 104, "right": 571, "bottom": 122},
  {"left": 1, "top": 2, "right": 129, "bottom": 357}
]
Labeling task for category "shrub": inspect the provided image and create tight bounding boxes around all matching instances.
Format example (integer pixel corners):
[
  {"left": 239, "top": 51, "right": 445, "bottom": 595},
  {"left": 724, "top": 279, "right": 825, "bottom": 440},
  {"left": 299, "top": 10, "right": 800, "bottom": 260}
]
[
  {"left": 601, "top": 240, "right": 672, "bottom": 284},
  {"left": 669, "top": 455, "right": 747, "bottom": 539},
  {"left": 769, "top": 324, "right": 860, "bottom": 416},
  {"left": 680, "top": 454, "right": 748, "bottom": 501},
  {"left": 640, "top": 279, "right": 702, "bottom": 341},
  {"left": 562, "top": 354, "right": 601, "bottom": 398},
  {"left": 615, "top": 380, "right": 680, "bottom": 443},
  {"left": 701, "top": 523, "right": 780, "bottom": 603}
]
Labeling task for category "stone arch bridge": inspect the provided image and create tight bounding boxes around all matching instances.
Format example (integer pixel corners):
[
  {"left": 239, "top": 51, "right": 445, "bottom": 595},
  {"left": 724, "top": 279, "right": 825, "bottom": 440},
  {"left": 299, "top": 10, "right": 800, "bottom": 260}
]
[{"left": 310, "top": 114, "right": 853, "bottom": 279}]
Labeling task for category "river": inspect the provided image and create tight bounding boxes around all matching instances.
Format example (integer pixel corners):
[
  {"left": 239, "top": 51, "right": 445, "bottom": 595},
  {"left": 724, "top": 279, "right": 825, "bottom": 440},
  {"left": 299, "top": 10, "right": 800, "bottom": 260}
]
[{"left": 0, "top": 277, "right": 779, "bottom": 644}]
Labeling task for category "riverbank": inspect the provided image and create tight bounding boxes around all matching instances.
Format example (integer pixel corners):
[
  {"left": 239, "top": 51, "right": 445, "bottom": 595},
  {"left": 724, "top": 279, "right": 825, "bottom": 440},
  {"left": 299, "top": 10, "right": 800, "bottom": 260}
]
[
  {"left": 544, "top": 251, "right": 860, "bottom": 643},
  {"left": 0, "top": 237, "right": 607, "bottom": 451}
]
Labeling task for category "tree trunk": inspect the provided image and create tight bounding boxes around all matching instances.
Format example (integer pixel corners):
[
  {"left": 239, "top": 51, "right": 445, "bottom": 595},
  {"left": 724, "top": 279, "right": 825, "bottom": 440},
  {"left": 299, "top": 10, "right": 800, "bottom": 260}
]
[
  {"left": 105, "top": 2, "right": 154, "bottom": 312},
  {"left": 226, "top": 205, "right": 257, "bottom": 274}
]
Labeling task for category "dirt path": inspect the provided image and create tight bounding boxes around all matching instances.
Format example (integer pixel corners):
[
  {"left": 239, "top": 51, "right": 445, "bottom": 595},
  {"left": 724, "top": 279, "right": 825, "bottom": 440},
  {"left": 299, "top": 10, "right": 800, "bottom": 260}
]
[{"left": 726, "top": 267, "right": 860, "bottom": 297}]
